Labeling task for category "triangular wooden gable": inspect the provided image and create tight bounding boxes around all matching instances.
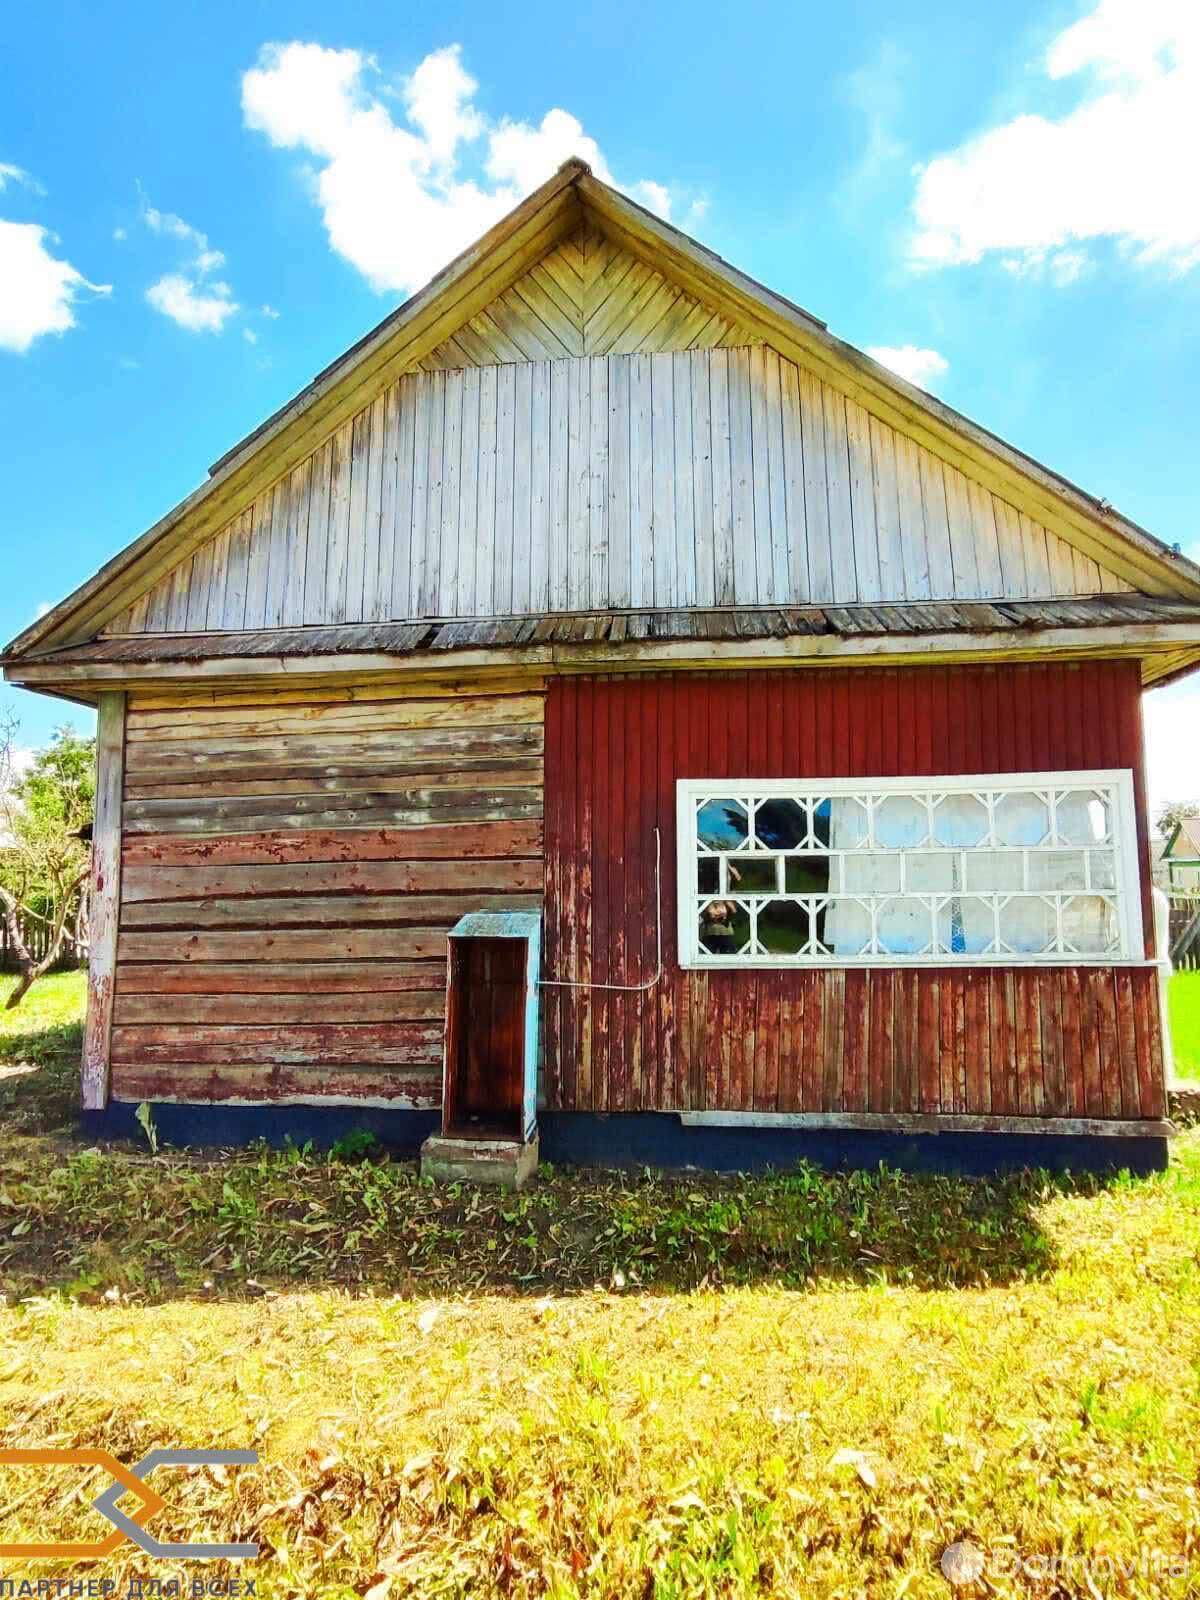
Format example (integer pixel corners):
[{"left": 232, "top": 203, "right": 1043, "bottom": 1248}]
[
  {"left": 416, "top": 223, "right": 759, "bottom": 369},
  {"left": 9, "top": 159, "right": 1200, "bottom": 660},
  {"left": 104, "top": 340, "right": 1135, "bottom": 635}
]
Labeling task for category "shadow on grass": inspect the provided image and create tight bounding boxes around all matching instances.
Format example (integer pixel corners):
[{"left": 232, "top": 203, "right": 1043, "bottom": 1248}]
[{"left": 0, "top": 1055, "right": 1134, "bottom": 1304}]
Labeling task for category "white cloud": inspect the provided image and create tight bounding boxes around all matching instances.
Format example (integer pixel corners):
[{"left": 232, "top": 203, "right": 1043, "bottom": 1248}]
[
  {"left": 0, "top": 162, "right": 42, "bottom": 194},
  {"left": 140, "top": 190, "right": 239, "bottom": 332},
  {"left": 0, "top": 220, "right": 111, "bottom": 354},
  {"left": 242, "top": 41, "right": 690, "bottom": 293},
  {"left": 243, "top": 326, "right": 258, "bottom": 344},
  {"left": 910, "top": 0, "right": 1200, "bottom": 276},
  {"left": 146, "top": 273, "right": 238, "bottom": 333},
  {"left": 866, "top": 343, "right": 949, "bottom": 389},
  {"left": 261, "top": 303, "right": 280, "bottom": 318},
  {"left": 112, "top": 226, "right": 127, "bottom": 241},
  {"left": 35, "top": 602, "right": 52, "bottom": 618}
]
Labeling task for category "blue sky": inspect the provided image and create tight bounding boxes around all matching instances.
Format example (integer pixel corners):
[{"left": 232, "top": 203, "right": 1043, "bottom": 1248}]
[{"left": 1, "top": 0, "right": 1197, "bottom": 813}]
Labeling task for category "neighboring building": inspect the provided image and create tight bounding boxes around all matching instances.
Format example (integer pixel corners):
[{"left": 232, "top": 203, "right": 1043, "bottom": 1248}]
[
  {"left": 5, "top": 160, "right": 1199, "bottom": 1174},
  {"left": 1147, "top": 829, "right": 1172, "bottom": 893},
  {"left": 1162, "top": 818, "right": 1200, "bottom": 892}
]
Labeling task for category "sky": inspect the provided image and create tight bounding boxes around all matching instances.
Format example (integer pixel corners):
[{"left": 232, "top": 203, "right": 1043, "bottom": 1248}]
[{"left": 0, "top": 0, "right": 1197, "bottom": 818}]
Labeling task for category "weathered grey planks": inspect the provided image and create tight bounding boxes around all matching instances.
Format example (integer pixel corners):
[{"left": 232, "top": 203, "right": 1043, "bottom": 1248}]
[
  {"left": 416, "top": 223, "right": 759, "bottom": 371},
  {"left": 106, "top": 348, "right": 1134, "bottom": 636},
  {"left": 81, "top": 692, "right": 126, "bottom": 1110}
]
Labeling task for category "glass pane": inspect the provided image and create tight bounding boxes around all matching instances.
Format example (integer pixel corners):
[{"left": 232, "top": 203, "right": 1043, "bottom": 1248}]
[
  {"left": 697, "top": 857, "right": 719, "bottom": 894},
  {"left": 1029, "top": 850, "right": 1087, "bottom": 891},
  {"left": 812, "top": 798, "right": 832, "bottom": 849},
  {"left": 825, "top": 898, "right": 872, "bottom": 956},
  {"left": 998, "top": 895, "right": 1056, "bottom": 954},
  {"left": 842, "top": 853, "right": 900, "bottom": 893},
  {"left": 906, "top": 853, "right": 956, "bottom": 891},
  {"left": 785, "top": 856, "right": 831, "bottom": 894},
  {"left": 753, "top": 798, "right": 806, "bottom": 850},
  {"left": 727, "top": 857, "right": 778, "bottom": 893},
  {"left": 698, "top": 899, "right": 751, "bottom": 955},
  {"left": 1090, "top": 850, "right": 1116, "bottom": 890},
  {"left": 964, "top": 850, "right": 1024, "bottom": 892},
  {"left": 1055, "top": 790, "right": 1110, "bottom": 845},
  {"left": 757, "top": 899, "right": 811, "bottom": 955},
  {"left": 1062, "top": 895, "right": 1119, "bottom": 955},
  {"left": 932, "top": 794, "right": 988, "bottom": 847},
  {"left": 875, "top": 897, "right": 932, "bottom": 954},
  {"left": 995, "top": 792, "right": 1049, "bottom": 846},
  {"left": 876, "top": 794, "right": 929, "bottom": 849},
  {"left": 829, "top": 797, "right": 869, "bottom": 849},
  {"left": 937, "top": 896, "right": 995, "bottom": 954},
  {"left": 697, "top": 800, "right": 748, "bottom": 852}
]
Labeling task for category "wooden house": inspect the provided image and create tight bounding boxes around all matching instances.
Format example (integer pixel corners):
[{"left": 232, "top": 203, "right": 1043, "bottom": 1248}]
[
  {"left": 1162, "top": 817, "right": 1200, "bottom": 892},
  {"left": 6, "top": 158, "right": 1199, "bottom": 1174}
]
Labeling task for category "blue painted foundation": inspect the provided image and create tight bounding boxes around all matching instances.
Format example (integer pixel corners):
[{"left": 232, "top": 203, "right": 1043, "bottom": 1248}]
[{"left": 82, "top": 1102, "right": 1168, "bottom": 1177}]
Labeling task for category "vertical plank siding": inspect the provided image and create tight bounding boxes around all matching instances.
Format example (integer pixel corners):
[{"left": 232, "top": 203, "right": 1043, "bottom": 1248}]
[
  {"left": 106, "top": 350, "right": 1133, "bottom": 635},
  {"left": 542, "top": 661, "right": 1165, "bottom": 1121},
  {"left": 110, "top": 686, "right": 544, "bottom": 1107}
]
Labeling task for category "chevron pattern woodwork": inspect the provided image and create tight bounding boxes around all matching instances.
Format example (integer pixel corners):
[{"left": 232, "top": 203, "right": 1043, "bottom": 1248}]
[{"left": 418, "top": 225, "right": 760, "bottom": 370}]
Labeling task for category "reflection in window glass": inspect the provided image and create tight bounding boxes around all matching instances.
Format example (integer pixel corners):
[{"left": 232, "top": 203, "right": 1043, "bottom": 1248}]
[
  {"left": 727, "top": 857, "right": 778, "bottom": 893},
  {"left": 757, "top": 899, "right": 812, "bottom": 955},
  {"left": 698, "top": 900, "right": 750, "bottom": 955},
  {"left": 785, "top": 856, "right": 832, "bottom": 894},
  {"left": 697, "top": 800, "right": 748, "bottom": 852},
  {"left": 683, "top": 776, "right": 1133, "bottom": 966},
  {"left": 753, "top": 798, "right": 806, "bottom": 849}
]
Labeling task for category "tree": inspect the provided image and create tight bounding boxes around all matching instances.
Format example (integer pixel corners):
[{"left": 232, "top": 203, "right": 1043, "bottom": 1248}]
[
  {"left": 0, "top": 716, "right": 95, "bottom": 1007},
  {"left": 1155, "top": 799, "right": 1200, "bottom": 838}
]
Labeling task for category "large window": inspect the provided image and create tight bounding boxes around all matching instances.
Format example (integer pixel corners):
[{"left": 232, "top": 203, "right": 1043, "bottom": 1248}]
[{"left": 676, "top": 772, "right": 1143, "bottom": 967}]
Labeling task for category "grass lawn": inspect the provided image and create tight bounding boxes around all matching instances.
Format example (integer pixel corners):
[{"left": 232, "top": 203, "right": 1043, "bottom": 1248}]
[
  {"left": 0, "top": 970, "right": 1198, "bottom": 1595},
  {"left": 1168, "top": 970, "right": 1200, "bottom": 1082}
]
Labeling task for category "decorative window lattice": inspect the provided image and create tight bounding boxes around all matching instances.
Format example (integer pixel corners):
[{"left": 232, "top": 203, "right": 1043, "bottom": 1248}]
[{"left": 676, "top": 772, "right": 1143, "bottom": 967}]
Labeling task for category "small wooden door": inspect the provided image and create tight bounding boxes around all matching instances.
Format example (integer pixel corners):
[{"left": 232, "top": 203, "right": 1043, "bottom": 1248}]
[{"left": 443, "top": 937, "right": 527, "bottom": 1139}]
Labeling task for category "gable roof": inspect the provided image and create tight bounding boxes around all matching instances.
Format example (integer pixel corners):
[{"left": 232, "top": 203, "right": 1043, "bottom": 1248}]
[
  {"left": 1166, "top": 817, "right": 1200, "bottom": 858},
  {"left": 8, "top": 158, "right": 1200, "bottom": 665}
]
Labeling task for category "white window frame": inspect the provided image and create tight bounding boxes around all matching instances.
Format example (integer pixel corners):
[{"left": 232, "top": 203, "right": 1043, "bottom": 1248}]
[{"left": 675, "top": 770, "right": 1145, "bottom": 969}]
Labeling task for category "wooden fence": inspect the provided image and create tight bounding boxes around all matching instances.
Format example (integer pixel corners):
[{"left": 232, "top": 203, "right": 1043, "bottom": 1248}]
[
  {"left": 1169, "top": 894, "right": 1200, "bottom": 971},
  {"left": 0, "top": 913, "right": 86, "bottom": 974}
]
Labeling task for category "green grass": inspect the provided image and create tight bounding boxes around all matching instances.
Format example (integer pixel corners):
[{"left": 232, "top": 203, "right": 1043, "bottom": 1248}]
[
  {"left": 1, "top": 970, "right": 1199, "bottom": 1594},
  {"left": 0, "top": 969, "right": 86, "bottom": 1132},
  {"left": 1168, "top": 970, "right": 1200, "bottom": 1082}
]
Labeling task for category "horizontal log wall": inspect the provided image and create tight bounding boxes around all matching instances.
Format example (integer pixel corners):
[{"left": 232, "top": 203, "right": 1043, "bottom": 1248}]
[
  {"left": 112, "top": 681, "right": 544, "bottom": 1106},
  {"left": 542, "top": 661, "right": 1165, "bottom": 1119}
]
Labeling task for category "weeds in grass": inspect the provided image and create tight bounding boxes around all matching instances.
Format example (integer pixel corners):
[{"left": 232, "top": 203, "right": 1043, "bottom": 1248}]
[{"left": 2, "top": 978, "right": 1200, "bottom": 1594}]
